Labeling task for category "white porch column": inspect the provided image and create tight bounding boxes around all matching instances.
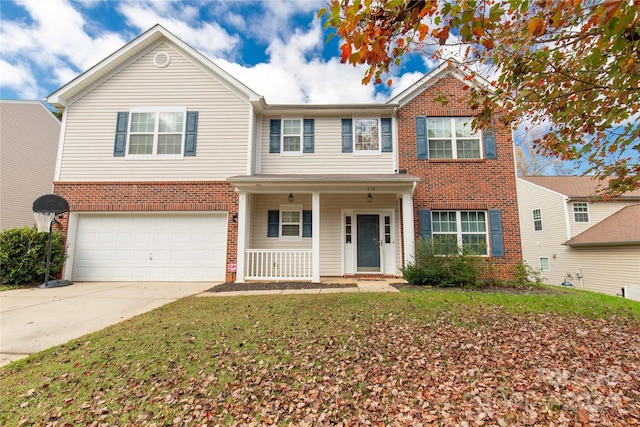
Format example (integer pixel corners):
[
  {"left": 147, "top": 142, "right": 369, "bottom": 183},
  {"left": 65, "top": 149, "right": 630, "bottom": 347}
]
[
  {"left": 402, "top": 191, "right": 415, "bottom": 266},
  {"left": 312, "top": 192, "right": 320, "bottom": 282},
  {"left": 235, "top": 191, "right": 248, "bottom": 283}
]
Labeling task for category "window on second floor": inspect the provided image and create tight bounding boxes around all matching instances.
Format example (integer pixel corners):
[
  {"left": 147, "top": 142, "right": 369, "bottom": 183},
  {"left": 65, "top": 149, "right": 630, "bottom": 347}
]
[
  {"left": 341, "top": 117, "right": 392, "bottom": 153},
  {"left": 573, "top": 202, "right": 589, "bottom": 222},
  {"left": 113, "top": 109, "right": 198, "bottom": 158},
  {"left": 128, "top": 108, "right": 186, "bottom": 156},
  {"left": 354, "top": 118, "right": 380, "bottom": 152},
  {"left": 427, "top": 117, "right": 481, "bottom": 159},
  {"left": 533, "top": 209, "right": 543, "bottom": 231},
  {"left": 282, "top": 118, "right": 302, "bottom": 154},
  {"left": 416, "top": 116, "right": 496, "bottom": 160},
  {"left": 269, "top": 119, "right": 314, "bottom": 154}
]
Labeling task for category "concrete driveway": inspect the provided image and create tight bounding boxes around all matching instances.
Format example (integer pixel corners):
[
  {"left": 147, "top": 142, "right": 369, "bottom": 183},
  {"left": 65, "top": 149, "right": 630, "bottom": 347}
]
[{"left": 0, "top": 281, "right": 216, "bottom": 367}]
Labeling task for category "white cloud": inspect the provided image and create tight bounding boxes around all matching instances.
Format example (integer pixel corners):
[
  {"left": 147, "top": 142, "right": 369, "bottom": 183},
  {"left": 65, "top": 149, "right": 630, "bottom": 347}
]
[
  {"left": 214, "top": 18, "right": 383, "bottom": 103},
  {"left": 116, "top": 1, "right": 241, "bottom": 59},
  {"left": 0, "top": 60, "right": 39, "bottom": 99},
  {"left": 0, "top": 0, "right": 427, "bottom": 104}
]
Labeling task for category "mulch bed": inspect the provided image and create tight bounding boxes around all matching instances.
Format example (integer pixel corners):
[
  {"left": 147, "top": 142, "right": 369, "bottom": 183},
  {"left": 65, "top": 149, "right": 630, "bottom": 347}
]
[
  {"left": 207, "top": 281, "right": 356, "bottom": 292},
  {"left": 208, "top": 281, "right": 558, "bottom": 295}
]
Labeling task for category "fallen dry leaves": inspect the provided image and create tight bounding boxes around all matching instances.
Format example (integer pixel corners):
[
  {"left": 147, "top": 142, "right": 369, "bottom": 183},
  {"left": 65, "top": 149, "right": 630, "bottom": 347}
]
[{"left": 4, "top": 297, "right": 639, "bottom": 426}]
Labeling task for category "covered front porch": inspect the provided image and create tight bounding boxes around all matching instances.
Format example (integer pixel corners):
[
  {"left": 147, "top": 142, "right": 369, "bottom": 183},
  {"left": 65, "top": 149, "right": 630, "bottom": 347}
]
[{"left": 228, "top": 174, "right": 419, "bottom": 282}]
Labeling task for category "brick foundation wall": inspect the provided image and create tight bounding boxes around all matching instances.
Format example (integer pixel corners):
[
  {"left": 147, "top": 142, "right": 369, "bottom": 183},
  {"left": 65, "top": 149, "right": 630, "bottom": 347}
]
[
  {"left": 53, "top": 181, "right": 239, "bottom": 282},
  {"left": 397, "top": 74, "right": 522, "bottom": 273}
]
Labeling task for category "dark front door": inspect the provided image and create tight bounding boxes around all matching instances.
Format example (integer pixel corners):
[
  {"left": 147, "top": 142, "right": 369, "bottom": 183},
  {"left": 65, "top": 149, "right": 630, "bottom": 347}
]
[{"left": 357, "top": 214, "right": 380, "bottom": 271}]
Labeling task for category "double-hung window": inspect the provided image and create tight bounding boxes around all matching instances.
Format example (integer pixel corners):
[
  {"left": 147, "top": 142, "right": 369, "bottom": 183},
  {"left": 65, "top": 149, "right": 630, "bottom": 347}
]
[
  {"left": 533, "top": 209, "right": 543, "bottom": 231},
  {"left": 281, "top": 209, "right": 301, "bottom": 237},
  {"left": 573, "top": 202, "right": 589, "bottom": 222},
  {"left": 354, "top": 118, "right": 380, "bottom": 153},
  {"left": 427, "top": 117, "right": 481, "bottom": 159},
  {"left": 432, "top": 211, "right": 488, "bottom": 255},
  {"left": 128, "top": 107, "right": 186, "bottom": 157},
  {"left": 282, "top": 118, "right": 302, "bottom": 154}
]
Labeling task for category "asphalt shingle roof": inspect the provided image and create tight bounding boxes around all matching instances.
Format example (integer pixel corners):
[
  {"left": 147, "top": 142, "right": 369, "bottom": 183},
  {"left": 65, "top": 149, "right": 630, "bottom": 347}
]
[
  {"left": 520, "top": 176, "right": 640, "bottom": 199},
  {"left": 563, "top": 204, "right": 640, "bottom": 246}
]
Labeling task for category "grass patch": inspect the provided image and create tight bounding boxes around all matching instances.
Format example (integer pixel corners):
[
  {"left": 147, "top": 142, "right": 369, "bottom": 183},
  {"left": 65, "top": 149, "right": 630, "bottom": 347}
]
[{"left": 1, "top": 291, "right": 639, "bottom": 425}]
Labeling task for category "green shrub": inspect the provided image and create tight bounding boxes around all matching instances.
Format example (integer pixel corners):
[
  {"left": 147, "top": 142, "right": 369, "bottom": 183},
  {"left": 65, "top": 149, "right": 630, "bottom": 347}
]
[
  {"left": 513, "top": 260, "right": 544, "bottom": 287},
  {"left": 0, "top": 226, "right": 66, "bottom": 286},
  {"left": 402, "top": 238, "right": 485, "bottom": 287}
]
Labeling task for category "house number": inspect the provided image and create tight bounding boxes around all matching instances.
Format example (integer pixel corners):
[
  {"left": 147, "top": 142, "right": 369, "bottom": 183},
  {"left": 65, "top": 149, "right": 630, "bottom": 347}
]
[{"left": 367, "top": 186, "right": 375, "bottom": 191}]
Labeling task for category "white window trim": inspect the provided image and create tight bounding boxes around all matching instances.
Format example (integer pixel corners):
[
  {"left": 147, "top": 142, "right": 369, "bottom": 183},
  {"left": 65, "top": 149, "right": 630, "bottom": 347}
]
[
  {"left": 126, "top": 106, "right": 187, "bottom": 159},
  {"left": 280, "top": 117, "right": 303, "bottom": 157},
  {"left": 279, "top": 204, "right": 302, "bottom": 241},
  {"left": 572, "top": 202, "right": 590, "bottom": 223},
  {"left": 533, "top": 208, "right": 543, "bottom": 231},
  {"left": 432, "top": 210, "right": 489, "bottom": 256},
  {"left": 427, "top": 117, "right": 483, "bottom": 159},
  {"left": 353, "top": 117, "right": 382, "bottom": 155},
  {"left": 539, "top": 257, "right": 550, "bottom": 271}
]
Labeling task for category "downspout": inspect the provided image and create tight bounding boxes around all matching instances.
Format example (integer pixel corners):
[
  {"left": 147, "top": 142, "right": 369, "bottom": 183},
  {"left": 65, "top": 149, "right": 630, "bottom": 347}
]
[
  {"left": 392, "top": 107, "right": 399, "bottom": 173},
  {"left": 563, "top": 196, "right": 572, "bottom": 240}
]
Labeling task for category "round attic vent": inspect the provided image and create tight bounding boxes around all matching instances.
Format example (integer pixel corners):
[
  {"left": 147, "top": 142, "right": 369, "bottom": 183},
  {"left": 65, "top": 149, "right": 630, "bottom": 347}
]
[{"left": 153, "top": 52, "right": 171, "bottom": 68}]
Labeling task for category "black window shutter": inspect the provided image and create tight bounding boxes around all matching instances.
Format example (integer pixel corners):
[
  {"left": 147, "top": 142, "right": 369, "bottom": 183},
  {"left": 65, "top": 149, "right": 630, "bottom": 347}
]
[
  {"left": 483, "top": 124, "right": 497, "bottom": 159},
  {"left": 268, "top": 210, "right": 279, "bottom": 237},
  {"left": 303, "top": 210, "right": 312, "bottom": 237},
  {"left": 114, "top": 112, "right": 128, "bottom": 157},
  {"left": 341, "top": 118, "right": 353, "bottom": 153},
  {"left": 184, "top": 111, "right": 198, "bottom": 156},
  {"left": 488, "top": 209, "right": 504, "bottom": 257},
  {"left": 303, "top": 119, "right": 314, "bottom": 153},
  {"left": 419, "top": 209, "right": 432, "bottom": 240},
  {"left": 381, "top": 118, "right": 392, "bottom": 152},
  {"left": 270, "top": 119, "right": 281, "bottom": 153},
  {"left": 416, "top": 116, "right": 428, "bottom": 159}
]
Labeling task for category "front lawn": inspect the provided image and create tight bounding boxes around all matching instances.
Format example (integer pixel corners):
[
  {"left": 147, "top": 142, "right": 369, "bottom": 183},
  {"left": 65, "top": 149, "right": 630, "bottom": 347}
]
[{"left": 1, "top": 289, "right": 639, "bottom": 425}]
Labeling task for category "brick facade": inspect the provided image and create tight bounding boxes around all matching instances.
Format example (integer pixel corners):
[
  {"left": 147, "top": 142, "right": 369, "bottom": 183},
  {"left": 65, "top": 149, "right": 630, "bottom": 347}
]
[
  {"left": 53, "top": 181, "right": 239, "bottom": 282},
  {"left": 397, "top": 74, "right": 522, "bottom": 271}
]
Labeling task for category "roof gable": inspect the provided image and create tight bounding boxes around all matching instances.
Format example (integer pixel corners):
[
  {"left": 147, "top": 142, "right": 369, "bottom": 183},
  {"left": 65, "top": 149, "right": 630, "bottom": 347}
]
[
  {"left": 388, "top": 61, "right": 493, "bottom": 107},
  {"left": 47, "top": 24, "right": 263, "bottom": 109}
]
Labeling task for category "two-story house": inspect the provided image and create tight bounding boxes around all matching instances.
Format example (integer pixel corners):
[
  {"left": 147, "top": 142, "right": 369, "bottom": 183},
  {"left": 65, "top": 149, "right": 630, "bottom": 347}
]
[
  {"left": 46, "top": 25, "right": 521, "bottom": 284},
  {"left": 517, "top": 176, "right": 640, "bottom": 297}
]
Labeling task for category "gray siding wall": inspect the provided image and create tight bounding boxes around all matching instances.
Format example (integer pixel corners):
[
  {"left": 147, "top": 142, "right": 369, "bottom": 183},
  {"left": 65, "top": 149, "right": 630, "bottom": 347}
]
[
  {"left": 58, "top": 43, "right": 251, "bottom": 181},
  {"left": 1, "top": 101, "right": 60, "bottom": 229}
]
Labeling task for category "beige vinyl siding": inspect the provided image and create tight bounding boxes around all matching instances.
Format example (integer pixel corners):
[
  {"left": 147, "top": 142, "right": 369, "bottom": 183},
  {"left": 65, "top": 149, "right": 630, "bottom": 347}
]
[
  {"left": 518, "top": 179, "right": 640, "bottom": 293},
  {"left": 260, "top": 116, "right": 395, "bottom": 174},
  {"left": 563, "top": 246, "right": 640, "bottom": 296},
  {"left": 0, "top": 101, "right": 60, "bottom": 229},
  {"left": 58, "top": 43, "right": 250, "bottom": 181},
  {"left": 252, "top": 194, "right": 312, "bottom": 251},
  {"left": 250, "top": 193, "right": 401, "bottom": 276},
  {"left": 517, "top": 179, "right": 572, "bottom": 286},
  {"left": 569, "top": 200, "right": 637, "bottom": 237}
]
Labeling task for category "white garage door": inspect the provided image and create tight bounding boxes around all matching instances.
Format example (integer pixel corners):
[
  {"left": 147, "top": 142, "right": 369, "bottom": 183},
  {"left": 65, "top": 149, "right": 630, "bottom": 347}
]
[{"left": 73, "top": 213, "right": 227, "bottom": 281}]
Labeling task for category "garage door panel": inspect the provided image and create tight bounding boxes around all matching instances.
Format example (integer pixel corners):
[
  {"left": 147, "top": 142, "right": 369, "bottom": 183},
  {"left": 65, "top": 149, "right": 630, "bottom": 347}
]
[{"left": 73, "top": 214, "right": 227, "bottom": 281}]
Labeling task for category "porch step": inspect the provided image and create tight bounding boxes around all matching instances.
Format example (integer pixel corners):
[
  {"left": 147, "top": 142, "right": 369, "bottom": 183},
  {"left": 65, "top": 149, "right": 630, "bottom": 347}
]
[{"left": 356, "top": 281, "right": 399, "bottom": 293}]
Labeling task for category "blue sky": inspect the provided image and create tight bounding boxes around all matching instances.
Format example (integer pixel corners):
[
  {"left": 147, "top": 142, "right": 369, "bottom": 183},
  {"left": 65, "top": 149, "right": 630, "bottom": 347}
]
[{"left": 0, "top": 0, "right": 433, "bottom": 104}]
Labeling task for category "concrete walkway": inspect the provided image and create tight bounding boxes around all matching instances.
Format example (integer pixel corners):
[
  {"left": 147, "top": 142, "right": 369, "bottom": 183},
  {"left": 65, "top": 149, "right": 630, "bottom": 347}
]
[{"left": 0, "top": 280, "right": 399, "bottom": 367}]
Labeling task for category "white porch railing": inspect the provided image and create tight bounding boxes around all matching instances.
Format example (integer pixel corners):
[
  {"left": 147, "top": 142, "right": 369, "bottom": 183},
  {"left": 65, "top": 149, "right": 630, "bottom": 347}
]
[{"left": 245, "top": 249, "right": 313, "bottom": 280}]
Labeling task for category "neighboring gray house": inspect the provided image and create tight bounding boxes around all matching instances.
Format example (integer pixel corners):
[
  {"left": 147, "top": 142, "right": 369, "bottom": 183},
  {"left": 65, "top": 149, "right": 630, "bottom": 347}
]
[
  {"left": 0, "top": 100, "right": 61, "bottom": 230},
  {"left": 517, "top": 176, "right": 640, "bottom": 298}
]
